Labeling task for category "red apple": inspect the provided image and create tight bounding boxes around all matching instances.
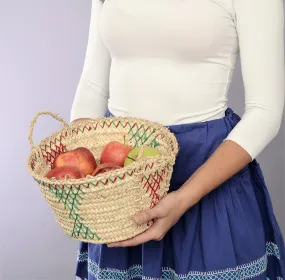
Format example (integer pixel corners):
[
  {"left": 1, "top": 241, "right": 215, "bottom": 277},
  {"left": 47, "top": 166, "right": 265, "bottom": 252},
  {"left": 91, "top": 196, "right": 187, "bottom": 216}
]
[
  {"left": 91, "top": 163, "right": 122, "bottom": 176},
  {"left": 53, "top": 147, "right": 96, "bottom": 176},
  {"left": 100, "top": 141, "right": 132, "bottom": 167},
  {"left": 45, "top": 166, "right": 84, "bottom": 180}
]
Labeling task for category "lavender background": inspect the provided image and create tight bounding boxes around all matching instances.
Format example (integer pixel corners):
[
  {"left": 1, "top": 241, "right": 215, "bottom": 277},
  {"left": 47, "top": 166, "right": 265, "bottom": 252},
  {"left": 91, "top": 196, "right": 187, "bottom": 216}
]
[{"left": 1, "top": 0, "right": 284, "bottom": 279}]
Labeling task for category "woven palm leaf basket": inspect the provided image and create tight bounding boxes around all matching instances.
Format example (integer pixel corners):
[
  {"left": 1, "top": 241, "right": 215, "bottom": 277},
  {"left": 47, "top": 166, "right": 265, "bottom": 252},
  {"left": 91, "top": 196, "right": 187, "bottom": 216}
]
[{"left": 27, "top": 111, "right": 179, "bottom": 244}]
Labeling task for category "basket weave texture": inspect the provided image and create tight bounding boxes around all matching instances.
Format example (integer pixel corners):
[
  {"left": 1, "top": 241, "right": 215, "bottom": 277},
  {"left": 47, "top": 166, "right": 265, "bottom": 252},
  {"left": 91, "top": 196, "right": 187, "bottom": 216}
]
[{"left": 27, "top": 112, "right": 179, "bottom": 244}]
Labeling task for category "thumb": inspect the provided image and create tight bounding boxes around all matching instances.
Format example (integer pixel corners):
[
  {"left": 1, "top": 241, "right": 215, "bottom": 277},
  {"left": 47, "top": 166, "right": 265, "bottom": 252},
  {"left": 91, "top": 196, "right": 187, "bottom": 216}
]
[{"left": 133, "top": 207, "right": 161, "bottom": 225}]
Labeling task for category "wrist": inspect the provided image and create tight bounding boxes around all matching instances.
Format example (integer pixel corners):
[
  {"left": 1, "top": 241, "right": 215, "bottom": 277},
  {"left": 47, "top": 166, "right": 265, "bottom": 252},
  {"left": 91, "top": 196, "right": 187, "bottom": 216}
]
[{"left": 175, "top": 183, "right": 202, "bottom": 212}]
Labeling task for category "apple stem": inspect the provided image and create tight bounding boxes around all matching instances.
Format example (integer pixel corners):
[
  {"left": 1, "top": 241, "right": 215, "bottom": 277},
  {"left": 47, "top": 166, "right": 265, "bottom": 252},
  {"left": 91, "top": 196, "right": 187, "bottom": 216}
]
[{"left": 123, "top": 135, "right": 126, "bottom": 146}]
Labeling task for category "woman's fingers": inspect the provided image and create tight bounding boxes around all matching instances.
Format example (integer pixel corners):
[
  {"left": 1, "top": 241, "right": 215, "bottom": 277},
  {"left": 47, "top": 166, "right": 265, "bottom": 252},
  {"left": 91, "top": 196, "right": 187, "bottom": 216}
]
[
  {"left": 133, "top": 206, "right": 163, "bottom": 225},
  {"left": 108, "top": 222, "right": 164, "bottom": 247}
]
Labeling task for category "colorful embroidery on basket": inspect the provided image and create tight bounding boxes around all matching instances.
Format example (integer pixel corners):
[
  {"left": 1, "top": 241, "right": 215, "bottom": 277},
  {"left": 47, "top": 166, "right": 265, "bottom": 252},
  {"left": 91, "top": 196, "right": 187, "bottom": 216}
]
[
  {"left": 77, "top": 242, "right": 281, "bottom": 280},
  {"left": 44, "top": 180, "right": 101, "bottom": 241}
]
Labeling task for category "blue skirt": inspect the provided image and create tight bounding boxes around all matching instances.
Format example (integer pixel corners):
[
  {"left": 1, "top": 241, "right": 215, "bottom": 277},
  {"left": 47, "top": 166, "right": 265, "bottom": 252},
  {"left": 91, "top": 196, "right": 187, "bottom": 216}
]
[{"left": 76, "top": 108, "right": 285, "bottom": 280}]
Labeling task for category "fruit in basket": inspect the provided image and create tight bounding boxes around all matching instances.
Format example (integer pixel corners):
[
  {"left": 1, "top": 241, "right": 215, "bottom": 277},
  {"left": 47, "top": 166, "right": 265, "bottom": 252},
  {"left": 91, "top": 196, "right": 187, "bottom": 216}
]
[
  {"left": 92, "top": 163, "right": 122, "bottom": 176},
  {"left": 45, "top": 166, "right": 84, "bottom": 180},
  {"left": 124, "top": 146, "right": 161, "bottom": 167},
  {"left": 53, "top": 147, "right": 96, "bottom": 176},
  {"left": 100, "top": 141, "right": 132, "bottom": 167}
]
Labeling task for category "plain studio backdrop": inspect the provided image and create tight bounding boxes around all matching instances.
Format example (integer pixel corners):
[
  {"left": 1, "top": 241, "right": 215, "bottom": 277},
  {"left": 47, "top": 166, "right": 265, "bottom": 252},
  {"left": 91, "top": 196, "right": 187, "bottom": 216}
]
[{"left": 0, "top": 1, "right": 284, "bottom": 279}]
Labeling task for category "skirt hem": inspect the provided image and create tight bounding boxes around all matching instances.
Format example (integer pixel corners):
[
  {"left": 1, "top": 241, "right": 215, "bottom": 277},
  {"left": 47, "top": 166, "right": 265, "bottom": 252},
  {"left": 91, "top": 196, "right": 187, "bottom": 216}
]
[{"left": 76, "top": 242, "right": 282, "bottom": 280}]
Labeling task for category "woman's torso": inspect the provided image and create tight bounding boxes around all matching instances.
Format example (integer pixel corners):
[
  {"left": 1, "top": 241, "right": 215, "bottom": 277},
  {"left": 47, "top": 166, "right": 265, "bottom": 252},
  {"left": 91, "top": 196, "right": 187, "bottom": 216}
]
[{"left": 99, "top": 0, "right": 238, "bottom": 125}]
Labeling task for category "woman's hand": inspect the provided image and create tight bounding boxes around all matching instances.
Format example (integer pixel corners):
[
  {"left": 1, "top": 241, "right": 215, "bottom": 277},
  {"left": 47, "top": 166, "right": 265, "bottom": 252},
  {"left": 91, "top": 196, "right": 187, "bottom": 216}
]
[{"left": 107, "top": 191, "right": 187, "bottom": 247}]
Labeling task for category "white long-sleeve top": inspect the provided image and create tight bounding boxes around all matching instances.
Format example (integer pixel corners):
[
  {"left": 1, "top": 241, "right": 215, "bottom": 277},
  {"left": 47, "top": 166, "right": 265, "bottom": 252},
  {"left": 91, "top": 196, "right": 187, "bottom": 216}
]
[{"left": 70, "top": 0, "right": 285, "bottom": 159}]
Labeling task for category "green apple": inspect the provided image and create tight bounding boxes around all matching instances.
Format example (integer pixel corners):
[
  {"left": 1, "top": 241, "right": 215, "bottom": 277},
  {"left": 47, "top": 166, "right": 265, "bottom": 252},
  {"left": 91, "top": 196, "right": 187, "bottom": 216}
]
[{"left": 124, "top": 146, "right": 161, "bottom": 167}]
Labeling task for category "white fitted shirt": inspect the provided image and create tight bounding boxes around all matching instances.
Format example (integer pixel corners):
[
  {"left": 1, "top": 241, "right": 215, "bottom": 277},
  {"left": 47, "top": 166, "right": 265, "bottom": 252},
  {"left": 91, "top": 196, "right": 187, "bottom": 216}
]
[{"left": 70, "top": 0, "right": 285, "bottom": 159}]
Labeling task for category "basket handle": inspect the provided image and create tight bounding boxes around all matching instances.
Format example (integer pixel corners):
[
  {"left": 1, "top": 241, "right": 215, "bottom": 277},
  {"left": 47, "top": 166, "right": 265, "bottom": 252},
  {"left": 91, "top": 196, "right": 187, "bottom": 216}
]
[{"left": 28, "top": 111, "right": 70, "bottom": 150}]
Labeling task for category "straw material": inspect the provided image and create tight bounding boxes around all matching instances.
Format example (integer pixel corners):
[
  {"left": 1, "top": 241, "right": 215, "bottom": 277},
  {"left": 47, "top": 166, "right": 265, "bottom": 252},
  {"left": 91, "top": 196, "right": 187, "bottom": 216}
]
[{"left": 27, "top": 111, "right": 179, "bottom": 244}]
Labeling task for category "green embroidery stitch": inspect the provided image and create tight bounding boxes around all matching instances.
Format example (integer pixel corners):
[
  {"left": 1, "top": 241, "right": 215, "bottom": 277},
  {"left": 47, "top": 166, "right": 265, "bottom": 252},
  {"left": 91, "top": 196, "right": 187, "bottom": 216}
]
[{"left": 43, "top": 181, "right": 100, "bottom": 241}]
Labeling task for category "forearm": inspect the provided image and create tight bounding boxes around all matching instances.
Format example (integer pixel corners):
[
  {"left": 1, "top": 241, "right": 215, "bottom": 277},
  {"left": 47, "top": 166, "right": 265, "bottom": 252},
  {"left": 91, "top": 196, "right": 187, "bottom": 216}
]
[{"left": 176, "top": 140, "right": 251, "bottom": 211}]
